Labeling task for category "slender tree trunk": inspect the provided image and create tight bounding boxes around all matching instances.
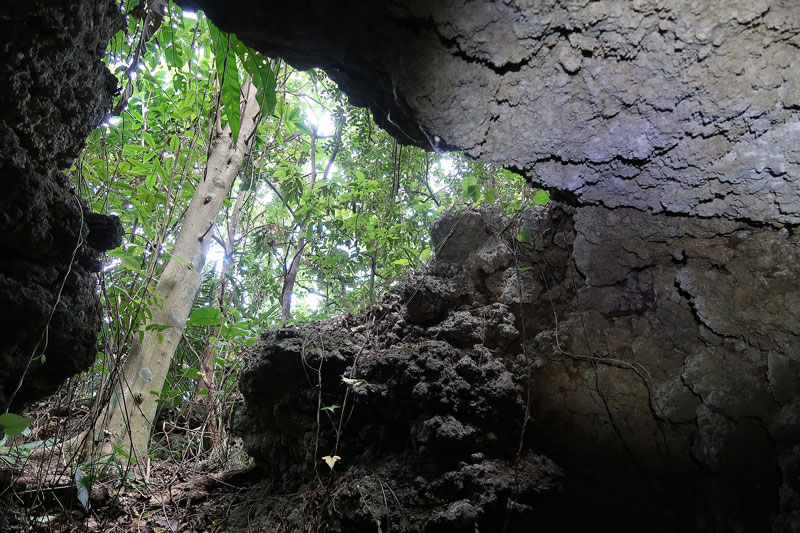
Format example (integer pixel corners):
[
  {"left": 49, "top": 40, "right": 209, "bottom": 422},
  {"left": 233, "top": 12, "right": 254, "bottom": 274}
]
[
  {"left": 369, "top": 251, "right": 377, "bottom": 304},
  {"left": 279, "top": 119, "right": 343, "bottom": 322},
  {"left": 280, "top": 235, "right": 305, "bottom": 322},
  {"left": 196, "top": 184, "right": 246, "bottom": 397},
  {"left": 280, "top": 128, "right": 317, "bottom": 322},
  {"left": 193, "top": 180, "right": 249, "bottom": 447},
  {"left": 93, "top": 80, "right": 261, "bottom": 461}
]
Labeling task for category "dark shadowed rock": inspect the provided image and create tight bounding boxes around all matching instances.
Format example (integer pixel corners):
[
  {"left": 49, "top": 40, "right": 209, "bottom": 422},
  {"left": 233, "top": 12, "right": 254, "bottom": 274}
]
[
  {"left": 0, "top": 0, "right": 123, "bottom": 413},
  {"left": 234, "top": 316, "right": 563, "bottom": 531},
  {"left": 233, "top": 206, "right": 798, "bottom": 531}
]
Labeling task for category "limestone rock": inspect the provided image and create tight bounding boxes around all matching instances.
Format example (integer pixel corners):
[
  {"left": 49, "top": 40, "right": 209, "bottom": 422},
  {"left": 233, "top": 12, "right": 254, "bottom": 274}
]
[{"left": 0, "top": 0, "right": 123, "bottom": 413}]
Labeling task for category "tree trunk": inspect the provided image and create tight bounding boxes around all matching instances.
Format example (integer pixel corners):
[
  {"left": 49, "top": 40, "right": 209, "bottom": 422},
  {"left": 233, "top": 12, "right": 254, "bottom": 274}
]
[
  {"left": 93, "top": 79, "right": 261, "bottom": 462},
  {"left": 197, "top": 176, "right": 248, "bottom": 394},
  {"left": 193, "top": 180, "right": 250, "bottom": 447},
  {"left": 280, "top": 236, "right": 304, "bottom": 323},
  {"left": 279, "top": 119, "right": 343, "bottom": 322},
  {"left": 279, "top": 128, "right": 317, "bottom": 322}
]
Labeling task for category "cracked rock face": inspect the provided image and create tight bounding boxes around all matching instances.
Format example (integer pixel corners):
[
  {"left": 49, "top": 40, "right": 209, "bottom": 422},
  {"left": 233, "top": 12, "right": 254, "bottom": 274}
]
[
  {"left": 1, "top": 0, "right": 797, "bottom": 530},
  {"left": 189, "top": 0, "right": 800, "bottom": 225},
  {"left": 0, "top": 0, "right": 123, "bottom": 413},
  {"left": 538, "top": 206, "right": 799, "bottom": 530},
  {"left": 235, "top": 207, "right": 798, "bottom": 531}
]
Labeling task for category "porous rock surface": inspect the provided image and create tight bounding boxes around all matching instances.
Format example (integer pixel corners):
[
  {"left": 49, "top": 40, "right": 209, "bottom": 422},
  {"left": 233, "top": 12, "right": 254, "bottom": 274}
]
[
  {"left": 234, "top": 207, "right": 798, "bottom": 531},
  {"left": 189, "top": 0, "right": 800, "bottom": 225},
  {"left": 233, "top": 209, "right": 567, "bottom": 532},
  {"left": 0, "top": 0, "right": 123, "bottom": 413}
]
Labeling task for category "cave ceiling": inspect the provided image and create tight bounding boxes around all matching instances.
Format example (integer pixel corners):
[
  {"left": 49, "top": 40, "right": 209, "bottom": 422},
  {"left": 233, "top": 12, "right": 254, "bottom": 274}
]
[{"left": 185, "top": 0, "right": 800, "bottom": 224}]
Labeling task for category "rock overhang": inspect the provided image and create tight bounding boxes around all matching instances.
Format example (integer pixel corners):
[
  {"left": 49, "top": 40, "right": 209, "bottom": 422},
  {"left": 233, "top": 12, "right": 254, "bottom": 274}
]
[{"left": 184, "top": 0, "right": 800, "bottom": 225}]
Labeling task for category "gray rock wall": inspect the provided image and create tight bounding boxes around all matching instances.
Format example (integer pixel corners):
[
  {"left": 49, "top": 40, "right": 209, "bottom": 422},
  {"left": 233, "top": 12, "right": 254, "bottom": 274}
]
[
  {"left": 0, "top": 0, "right": 795, "bottom": 530},
  {"left": 430, "top": 206, "right": 798, "bottom": 530},
  {"left": 538, "top": 206, "right": 799, "bottom": 530}
]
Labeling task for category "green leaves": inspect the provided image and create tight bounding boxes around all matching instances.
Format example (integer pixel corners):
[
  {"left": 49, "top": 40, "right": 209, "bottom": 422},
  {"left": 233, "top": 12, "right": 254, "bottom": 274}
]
[
  {"left": 188, "top": 307, "right": 223, "bottom": 326},
  {"left": 181, "top": 367, "right": 205, "bottom": 380},
  {"left": 532, "top": 189, "right": 550, "bottom": 205},
  {"left": 230, "top": 36, "right": 280, "bottom": 116},
  {"left": 208, "top": 23, "right": 242, "bottom": 143},
  {"left": 208, "top": 21, "right": 279, "bottom": 144},
  {"left": 462, "top": 175, "right": 480, "bottom": 202},
  {"left": 517, "top": 225, "right": 534, "bottom": 245},
  {"left": 75, "top": 466, "right": 91, "bottom": 511},
  {"left": 0, "top": 413, "right": 33, "bottom": 436},
  {"left": 107, "top": 249, "right": 146, "bottom": 275}
]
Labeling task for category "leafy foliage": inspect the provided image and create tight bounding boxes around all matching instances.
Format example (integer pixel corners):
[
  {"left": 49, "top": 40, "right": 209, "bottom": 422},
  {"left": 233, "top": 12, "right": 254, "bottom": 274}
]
[
  {"left": 65, "top": 1, "right": 545, "bottom": 461},
  {"left": 0, "top": 413, "right": 33, "bottom": 436}
]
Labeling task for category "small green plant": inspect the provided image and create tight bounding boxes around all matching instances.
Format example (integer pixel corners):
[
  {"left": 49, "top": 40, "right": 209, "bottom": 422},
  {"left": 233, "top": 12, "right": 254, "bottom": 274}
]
[
  {"left": 0, "top": 412, "right": 33, "bottom": 436},
  {"left": 75, "top": 465, "right": 91, "bottom": 511},
  {"left": 341, "top": 376, "right": 365, "bottom": 390},
  {"left": 517, "top": 225, "right": 534, "bottom": 245},
  {"left": 73, "top": 444, "right": 135, "bottom": 511},
  {"left": 0, "top": 413, "right": 50, "bottom": 466}
]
